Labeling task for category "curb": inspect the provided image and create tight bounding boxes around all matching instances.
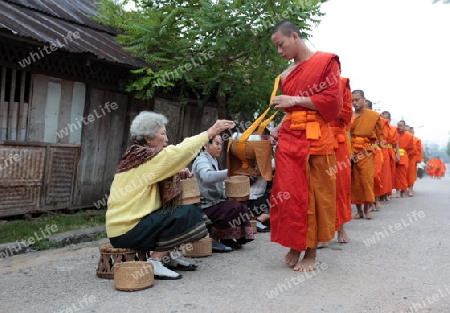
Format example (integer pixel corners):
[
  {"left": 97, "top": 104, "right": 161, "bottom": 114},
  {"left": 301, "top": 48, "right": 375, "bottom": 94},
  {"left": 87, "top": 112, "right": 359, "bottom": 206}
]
[{"left": 0, "top": 226, "right": 106, "bottom": 260}]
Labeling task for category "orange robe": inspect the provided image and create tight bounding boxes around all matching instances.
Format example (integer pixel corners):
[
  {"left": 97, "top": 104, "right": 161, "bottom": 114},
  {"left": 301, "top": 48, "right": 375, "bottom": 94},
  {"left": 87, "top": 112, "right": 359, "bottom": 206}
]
[
  {"left": 350, "top": 109, "right": 383, "bottom": 204},
  {"left": 407, "top": 136, "right": 420, "bottom": 186},
  {"left": 388, "top": 126, "right": 399, "bottom": 194},
  {"left": 380, "top": 118, "right": 395, "bottom": 195},
  {"left": 426, "top": 158, "right": 436, "bottom": 177},
  {"left": 270, "top": 52, "right": 342, "bottom": 251},
  {"left": 373, "top": 146, "right": 383, "bottom": 197},
  {"left": 394, "top": 131, "right": 414, "bottom": 190},
  {"left": 331, "top": 77, "right": 353, "bottom": 231}
]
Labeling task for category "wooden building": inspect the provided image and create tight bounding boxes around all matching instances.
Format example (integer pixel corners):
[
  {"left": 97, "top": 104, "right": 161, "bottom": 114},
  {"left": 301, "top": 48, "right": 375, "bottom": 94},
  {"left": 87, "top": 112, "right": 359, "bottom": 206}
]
[{"left": 0, "top": 0, "right": 218, "bottom": 217}]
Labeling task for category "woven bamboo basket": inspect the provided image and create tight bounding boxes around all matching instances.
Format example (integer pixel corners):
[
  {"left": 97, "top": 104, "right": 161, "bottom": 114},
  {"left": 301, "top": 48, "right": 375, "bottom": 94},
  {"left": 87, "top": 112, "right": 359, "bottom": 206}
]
[
  {"left": 180, "top": 178, "right": 200, "bottom": 205},
  {"left": 97, "top": 243, "right": 147, "bottom": 279},
  {"left": 250, "top": 220, "right": 257, "bottom": 234},
  {"left": 114, "top": 261, "right": 154, "bottom": 291},
  {"left": 183, "top": 237, "right": 212, "bottom": 258},
  {"left": 225, "top": 175, "right": 250, "bottom": 201}
]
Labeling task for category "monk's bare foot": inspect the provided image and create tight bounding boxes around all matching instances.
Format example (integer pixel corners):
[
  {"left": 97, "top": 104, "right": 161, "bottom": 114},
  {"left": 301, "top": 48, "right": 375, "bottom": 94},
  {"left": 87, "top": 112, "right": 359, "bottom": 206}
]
[
  {"left": 374, "top": 201, "right": 381, "bottom": 211},
  {"left": 284, "top": 248, "right": 301, "bottom": 267},
  {"left": 364, "top": 212, "right": 373, "bottom": 219},
  {"left": 353, "top": 212, "right": 363, "bottom": 219},
  {"left": 338, "top": 228, "right": 350, "bottom": 243},
  {"left": 293, "top": 248, "right": 317, "bottom": 272},
  {"left": 317, "top": 242, "right": 328, "bottom": 249}
]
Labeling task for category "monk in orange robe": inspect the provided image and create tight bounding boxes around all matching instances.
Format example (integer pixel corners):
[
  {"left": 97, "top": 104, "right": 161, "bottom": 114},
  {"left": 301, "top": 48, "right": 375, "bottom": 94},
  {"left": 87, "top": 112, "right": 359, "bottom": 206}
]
[
  {"left": 406, "top": 126, "right": 422, "bottom": 196},
  {"left": 394, "top": 120, "right": 415, "bottom": 197},
  {"left": 330, "top": 77, "right": 353, "bottom": 243},
  {"left": 350, "top": 90, "right": 383, "bottom": 219},
  {"left": 426, "top": 158, "right": 437, "bottom": 178},
  {"left": 364, "top": 100, "right": 383, "bottom": 211},
  {"left": 269, "top": 21, "right": 342, "bottom": 271},
  {"left": 380, "top": 111, "right": 399, "bottom": 200},
  {"left": 439, "top": 160, "right": 447, "bottom": 178}
]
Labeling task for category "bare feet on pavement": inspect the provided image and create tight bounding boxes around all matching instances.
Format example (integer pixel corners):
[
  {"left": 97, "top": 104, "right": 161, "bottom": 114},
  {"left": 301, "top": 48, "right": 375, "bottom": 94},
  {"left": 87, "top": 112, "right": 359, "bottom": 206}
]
[
  {"left": 284, "top": 248, "right": 301, "bottom": 267},
  {"left": 338, "top": 228, "right": 350, "bottom": 243},
  {"left": 293, "top": 248, "right": 316, "bottom": 272}
]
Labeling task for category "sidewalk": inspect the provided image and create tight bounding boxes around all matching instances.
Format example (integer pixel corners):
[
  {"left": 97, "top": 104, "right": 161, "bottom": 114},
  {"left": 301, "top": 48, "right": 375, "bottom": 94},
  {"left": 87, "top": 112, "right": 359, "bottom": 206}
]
[{"left": 0, "top": 226, "right": 106, "bottom": 260}]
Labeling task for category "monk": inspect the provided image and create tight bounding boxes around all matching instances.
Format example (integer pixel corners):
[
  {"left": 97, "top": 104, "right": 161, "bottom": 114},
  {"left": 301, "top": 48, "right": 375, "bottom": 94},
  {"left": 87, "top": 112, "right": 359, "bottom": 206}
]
[
  {"left": 406, "top": 126, "right": 422, "bottom": 196},
  {"left": 364, "top": 100, "right": 383, "bottom": 211},
  {"left": 318, "top": 76, "right": 353, "bottom": 248},
  {"left": 332, "top": 77, "right": 353, "bottom": 243},
  {"left": 269, "top": 20, "right": 342, "bottom": 271},
  {"left": 380, "top": 111, "right": 399, "bottom": 201},
  {"left": 393, "top": 120, "right": 414, "bottom": 197},
  {"left": 350, "top": 90, "right": 383, "bottom": 219},
  {"left": 426, "top": 157, "right": 437, "bottom": 178}
]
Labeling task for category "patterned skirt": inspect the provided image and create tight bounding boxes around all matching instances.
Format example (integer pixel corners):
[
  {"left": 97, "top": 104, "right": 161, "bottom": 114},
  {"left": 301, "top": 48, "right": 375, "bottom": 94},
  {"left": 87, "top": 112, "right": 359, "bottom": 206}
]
[
  {"left": 203, "top": 201, "right": 254, "bottom": 242},
  {"left": 109, "top": 204, "right": 209, "bottom": 252}
]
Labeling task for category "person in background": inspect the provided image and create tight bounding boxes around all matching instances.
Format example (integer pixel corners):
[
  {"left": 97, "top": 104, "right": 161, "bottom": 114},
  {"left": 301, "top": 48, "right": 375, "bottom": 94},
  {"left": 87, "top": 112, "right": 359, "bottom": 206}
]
[{"left": 192, "top": 134, "right": 255, "bottom": 251}]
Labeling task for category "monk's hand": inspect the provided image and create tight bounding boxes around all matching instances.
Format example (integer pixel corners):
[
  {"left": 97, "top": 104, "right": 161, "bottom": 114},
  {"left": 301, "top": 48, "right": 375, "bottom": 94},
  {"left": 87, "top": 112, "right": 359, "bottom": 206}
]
[
  {"left": 179, "top": 168, "right": 193, "bottom": 180},
  {"left": 270, "top": 127, "right": 280, "bottom": 140},
  {"left": 270, "top": 95, "right": 296, "bottom": 108}
]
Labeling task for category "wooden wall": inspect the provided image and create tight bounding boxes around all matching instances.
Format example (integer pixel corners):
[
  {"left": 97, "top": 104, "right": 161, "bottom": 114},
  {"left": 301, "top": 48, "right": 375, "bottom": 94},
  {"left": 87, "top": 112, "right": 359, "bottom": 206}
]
[{"left": 0, "top": 69, "right": 219, "bottom": 216}]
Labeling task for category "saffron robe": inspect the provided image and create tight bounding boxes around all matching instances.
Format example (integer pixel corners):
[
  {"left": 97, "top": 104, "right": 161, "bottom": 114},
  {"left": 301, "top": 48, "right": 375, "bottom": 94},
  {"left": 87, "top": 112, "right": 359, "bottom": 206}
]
[
  {"left": 270, "top": 52, "right": 342, "bottom": 251},
  {"left": 394, "top": 131, "right": 414, "bottom": 190},
  {"left": 407, "top": 136, "right": 420, "bottom": 186},
  {"left": 388, "top": 126, "right": 399, "bottom": 194},
  {"left": 380, "top": 119, "right": 397, "bottom": 195},
  {"left": 331, "top": 77, "right": 352, "bottom": 231},
  {"left": 350, "top": 109, "right": 383, "bottom": 203}
]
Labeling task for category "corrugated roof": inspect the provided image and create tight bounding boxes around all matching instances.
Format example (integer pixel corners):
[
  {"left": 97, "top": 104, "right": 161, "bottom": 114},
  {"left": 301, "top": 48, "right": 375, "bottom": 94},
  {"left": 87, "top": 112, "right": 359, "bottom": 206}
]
[{"left": 0, "top": 0, "right": 147, "bottom": 68}]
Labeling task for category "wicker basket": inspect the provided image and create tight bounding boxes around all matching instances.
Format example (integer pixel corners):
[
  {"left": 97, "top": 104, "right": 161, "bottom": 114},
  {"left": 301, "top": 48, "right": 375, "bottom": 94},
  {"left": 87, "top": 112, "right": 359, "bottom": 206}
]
[
  {"left": 225, "top": 175, "right": 250, "bottom": 201},
  {"left": 250, "top": 220, "right": 257, "bottom": 234},
  {"left": 183, "top": 237, "right": 212, "bottom": 258},
  {"left": 114, "top": 261, "right": 154, "bottom": 291},
  {"left": 180, "top": 178, "right": 201, "bottom": 205},
  {"left": 97, "top": 243, "right": 147, "bottom": 279}
]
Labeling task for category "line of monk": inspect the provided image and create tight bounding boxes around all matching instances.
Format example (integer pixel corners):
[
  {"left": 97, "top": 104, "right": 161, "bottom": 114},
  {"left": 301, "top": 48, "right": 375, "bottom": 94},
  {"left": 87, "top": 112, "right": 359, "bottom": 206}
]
[{"left": 267, "top": 20, "right": 431, "bottom": 273}]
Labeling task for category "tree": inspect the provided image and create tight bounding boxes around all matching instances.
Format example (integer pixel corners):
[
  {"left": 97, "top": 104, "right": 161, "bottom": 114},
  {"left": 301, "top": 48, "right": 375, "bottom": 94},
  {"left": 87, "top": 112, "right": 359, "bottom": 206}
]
[
  {"left": 432, "top": 0, "right": 450, "bottom": 3},
  {"left": 95, "top": 0, "right": 327, "bottom": 118}
]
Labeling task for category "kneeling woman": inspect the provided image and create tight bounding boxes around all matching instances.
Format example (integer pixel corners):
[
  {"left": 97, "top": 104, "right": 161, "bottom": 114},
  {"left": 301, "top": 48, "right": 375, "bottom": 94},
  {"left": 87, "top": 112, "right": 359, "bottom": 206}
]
[
  {"left": 192, "top": 134, "right": 254, "bottom": 250},
  {"left": 106, "top": 111, "right": 234, "bottom": 279}
]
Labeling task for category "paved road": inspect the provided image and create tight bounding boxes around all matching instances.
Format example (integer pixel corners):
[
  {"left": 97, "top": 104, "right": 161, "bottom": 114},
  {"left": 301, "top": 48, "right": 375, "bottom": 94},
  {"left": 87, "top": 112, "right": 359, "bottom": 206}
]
[{"left": 1, "top": 177, "right": 449, "bottom": 313}]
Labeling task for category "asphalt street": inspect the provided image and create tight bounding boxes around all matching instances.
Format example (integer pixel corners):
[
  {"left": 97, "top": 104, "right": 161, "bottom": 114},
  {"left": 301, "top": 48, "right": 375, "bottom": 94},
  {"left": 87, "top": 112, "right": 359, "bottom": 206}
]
[{"left": 1, "top": 176, "right": 449, "bottom": 313}]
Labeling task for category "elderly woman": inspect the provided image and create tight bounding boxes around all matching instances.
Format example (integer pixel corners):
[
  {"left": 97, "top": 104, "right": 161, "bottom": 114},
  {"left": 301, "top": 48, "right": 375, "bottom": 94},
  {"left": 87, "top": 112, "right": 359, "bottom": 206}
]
[
  {"left": 106, "top": 111, "right": 234, "bottom": 280},
  {"left": 192, "top": 134, "right": 254, "bottom": 250}
]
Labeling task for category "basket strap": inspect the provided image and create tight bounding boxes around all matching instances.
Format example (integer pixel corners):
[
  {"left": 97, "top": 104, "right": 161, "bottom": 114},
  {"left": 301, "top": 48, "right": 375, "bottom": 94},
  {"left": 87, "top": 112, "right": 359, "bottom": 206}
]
[{"left": 238, "top": 75, "right": 281, "bottom": 142}]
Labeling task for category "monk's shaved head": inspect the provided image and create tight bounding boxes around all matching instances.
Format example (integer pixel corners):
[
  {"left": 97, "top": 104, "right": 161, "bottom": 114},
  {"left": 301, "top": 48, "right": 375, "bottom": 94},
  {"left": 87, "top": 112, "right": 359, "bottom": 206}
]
[
  {"left": 272, "top": 20, "right": 301, "bottom": 37},
  {"left": 365, "top": 99, "right": 372, "bottom": 109},
  {"left": 352, "top": 89, "right": 365, "bottom": 97}
]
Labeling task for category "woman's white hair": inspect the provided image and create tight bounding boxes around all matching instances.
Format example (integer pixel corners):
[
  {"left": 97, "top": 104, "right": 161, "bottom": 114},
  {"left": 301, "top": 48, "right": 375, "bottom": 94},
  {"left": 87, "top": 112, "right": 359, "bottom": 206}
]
[{"left": 130, "top": 111, "right": 168, "bottom": 141}]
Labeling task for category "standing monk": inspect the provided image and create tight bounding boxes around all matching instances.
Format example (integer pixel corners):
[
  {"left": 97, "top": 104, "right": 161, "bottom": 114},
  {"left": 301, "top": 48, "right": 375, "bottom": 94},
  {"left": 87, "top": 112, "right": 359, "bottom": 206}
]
[
  {"left": 350, "top": 90, "right": 383, "bottom": 219},
  {"left": 364, "top": 100, "right": 383, "bottom": 211},
  {"left": 380, "top": 111, "right": 399, "bottom": 201},
  {"left": 269, "top": 20, "right": 342, "bottom": 271},
  {"left": 407, "top": 126, "right": 422, "bottom": 196},
  {"left": 332, "top": 77, "right": 353, "bottom": 242},
  {"left": 394, "top": 120, "right": 414, "bottom": 197}
]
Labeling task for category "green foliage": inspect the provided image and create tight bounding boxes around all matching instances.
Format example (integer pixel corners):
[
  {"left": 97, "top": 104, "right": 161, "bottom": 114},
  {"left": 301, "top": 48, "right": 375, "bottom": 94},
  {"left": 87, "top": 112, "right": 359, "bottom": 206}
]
[{"left": 95, "top": 0, "right": 328, "bottom": 116}]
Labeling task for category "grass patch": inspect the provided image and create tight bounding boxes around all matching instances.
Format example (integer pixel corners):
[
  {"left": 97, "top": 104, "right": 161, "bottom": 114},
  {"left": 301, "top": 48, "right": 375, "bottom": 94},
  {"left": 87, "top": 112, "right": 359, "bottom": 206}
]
[{"left": 0, "top": 210, "right": 106, "bottom": 250}]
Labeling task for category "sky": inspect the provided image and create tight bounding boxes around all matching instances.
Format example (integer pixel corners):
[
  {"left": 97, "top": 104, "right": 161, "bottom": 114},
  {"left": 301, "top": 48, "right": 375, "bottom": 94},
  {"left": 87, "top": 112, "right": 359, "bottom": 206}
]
[{"left": 307, "top": 0, "right": 450, "bottom": 146}]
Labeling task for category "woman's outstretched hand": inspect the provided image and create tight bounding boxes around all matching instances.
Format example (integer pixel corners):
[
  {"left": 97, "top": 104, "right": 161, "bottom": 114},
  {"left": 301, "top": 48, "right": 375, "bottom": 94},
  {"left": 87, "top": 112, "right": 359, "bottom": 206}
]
[{"left": 207, "top": 120, "right": 235, "bottom": 139}]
